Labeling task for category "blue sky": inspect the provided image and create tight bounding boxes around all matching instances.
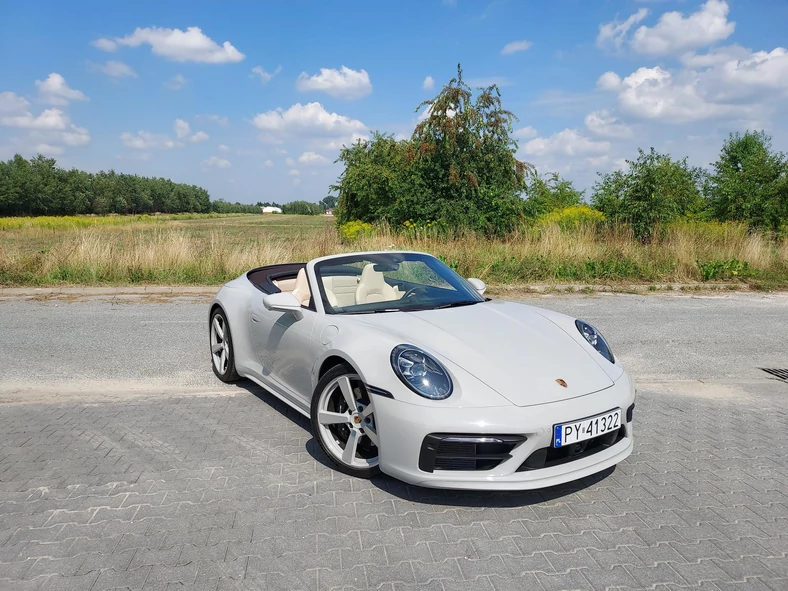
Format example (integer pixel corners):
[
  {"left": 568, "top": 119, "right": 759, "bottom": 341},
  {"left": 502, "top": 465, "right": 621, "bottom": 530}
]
[{"left": 1, "top": 0, "right": 787, "bottom": 204}]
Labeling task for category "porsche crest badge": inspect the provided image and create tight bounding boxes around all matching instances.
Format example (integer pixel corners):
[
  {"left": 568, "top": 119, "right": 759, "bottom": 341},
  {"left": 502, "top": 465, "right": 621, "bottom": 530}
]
[{"left": 555, "top": 379, "right": 568, "bottom": 388}]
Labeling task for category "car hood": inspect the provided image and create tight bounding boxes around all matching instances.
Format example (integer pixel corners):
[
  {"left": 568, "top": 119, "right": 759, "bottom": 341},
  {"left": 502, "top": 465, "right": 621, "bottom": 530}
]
[{"left": 354, "top": 300, "right": 614, "bottom": 407}]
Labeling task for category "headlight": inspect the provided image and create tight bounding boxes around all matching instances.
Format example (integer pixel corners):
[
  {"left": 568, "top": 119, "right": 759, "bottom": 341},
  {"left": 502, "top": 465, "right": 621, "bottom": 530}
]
[
  {"left": 575, "top": 320, "right": 615, "bottom": 363},
  {"left": 391, "top": 345, "right": 453, "bottom": 400}
]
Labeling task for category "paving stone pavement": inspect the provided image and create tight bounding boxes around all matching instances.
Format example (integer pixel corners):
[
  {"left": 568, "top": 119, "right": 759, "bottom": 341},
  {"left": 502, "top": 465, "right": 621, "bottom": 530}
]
[{"left": 0, "top": 379, "right": 786, "bottom": 591}]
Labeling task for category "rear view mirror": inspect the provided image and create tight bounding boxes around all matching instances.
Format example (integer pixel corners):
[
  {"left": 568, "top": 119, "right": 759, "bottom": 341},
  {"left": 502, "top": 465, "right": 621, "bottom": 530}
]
[{"left": 467, "top": 278, "right": 486, "bottom": 295}]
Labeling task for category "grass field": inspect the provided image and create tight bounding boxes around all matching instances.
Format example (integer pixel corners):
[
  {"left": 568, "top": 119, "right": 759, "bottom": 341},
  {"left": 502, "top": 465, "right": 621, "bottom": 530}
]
[{"left": 1, "top": 213, "right": 787, "bottom": 287}]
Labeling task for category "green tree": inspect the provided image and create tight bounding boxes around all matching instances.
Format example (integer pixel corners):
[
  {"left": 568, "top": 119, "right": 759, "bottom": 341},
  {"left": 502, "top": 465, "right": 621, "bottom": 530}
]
[
  {"left": 282, "top": 200, "right": 322, "bottom": 215},
  {"left": 592, "top": 148, "right": 706, "bottom": 241},
  {"left": 332, "top": 65, "right": 530, "bottom": 235},
  {"left": 706, "top": 131, "right": 788, "bottom": 232},
  {"left": 319, "top": 195, "right": 337, "bottom": 212},
  {"left": 523, "top": 172, "right": 583, "bottom": 219}
]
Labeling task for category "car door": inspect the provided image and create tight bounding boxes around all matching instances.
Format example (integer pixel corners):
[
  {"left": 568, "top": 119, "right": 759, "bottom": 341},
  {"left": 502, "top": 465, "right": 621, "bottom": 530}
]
[{"left": 249, "top": 296, "right": 317, "bottom": 406}]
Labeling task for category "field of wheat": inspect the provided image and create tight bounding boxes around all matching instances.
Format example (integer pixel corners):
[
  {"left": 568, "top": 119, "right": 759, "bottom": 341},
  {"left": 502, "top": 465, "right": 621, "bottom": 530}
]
[{"left": 1, "top": 214, "right": 786, "bottom": 287}]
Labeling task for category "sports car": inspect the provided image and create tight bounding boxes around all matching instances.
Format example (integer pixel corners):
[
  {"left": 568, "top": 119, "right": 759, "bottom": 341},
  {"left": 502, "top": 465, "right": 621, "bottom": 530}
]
[{"left": 209, "top": 250, "right": 635, "bottom": 490}]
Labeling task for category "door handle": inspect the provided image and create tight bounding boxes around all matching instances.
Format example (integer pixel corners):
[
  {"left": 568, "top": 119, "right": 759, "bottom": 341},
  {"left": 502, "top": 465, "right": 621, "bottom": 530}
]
[{"left": 251, "top": 314, "right": 260, "bottom": 323}]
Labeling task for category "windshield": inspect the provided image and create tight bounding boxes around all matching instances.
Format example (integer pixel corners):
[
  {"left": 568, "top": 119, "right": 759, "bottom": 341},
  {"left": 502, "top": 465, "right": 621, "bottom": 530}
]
[{"left": 314, "top": 252, "right": 485, "bottom": 314}]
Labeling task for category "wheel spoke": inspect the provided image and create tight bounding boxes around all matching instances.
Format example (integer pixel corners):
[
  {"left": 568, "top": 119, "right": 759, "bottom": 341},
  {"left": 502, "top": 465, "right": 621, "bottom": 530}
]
[
  {"left": 212, "top": 317, "right": 224, "bottom": 340},
  {"left": 219, "top": 350, "right": 227, "bottom": 372},
  {"left": 363, "top": 424, "right": 379, "bottom": 446},
  {"left": 318, "top": 410, "right": 351, "bottom": 425},
  {"left": 359, "top": 404, "right": 374, "bottom": 419},
  {"left": 337, "top": 376, "right": 357, "bottom": 410},
  {"left": 342, "top": 429, "right": 360, "bottom": 465},
  {"left": 211, "top": 343, "right": 223, "bottom": 354}
]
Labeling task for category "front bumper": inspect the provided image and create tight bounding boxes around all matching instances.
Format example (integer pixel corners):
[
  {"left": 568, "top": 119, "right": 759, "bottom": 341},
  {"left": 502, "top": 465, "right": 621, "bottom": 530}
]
[{"left": 373, "top": 373, "right": 636, "bottom": 490}]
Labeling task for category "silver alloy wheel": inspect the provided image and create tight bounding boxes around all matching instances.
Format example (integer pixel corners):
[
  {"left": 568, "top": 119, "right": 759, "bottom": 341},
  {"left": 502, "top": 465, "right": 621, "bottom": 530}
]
[
  {"left": 315, "top": 374, "right": 379, "bottom": 470},
  {"left": 210, "top": 315, "right": 230, "bottom": 375}
]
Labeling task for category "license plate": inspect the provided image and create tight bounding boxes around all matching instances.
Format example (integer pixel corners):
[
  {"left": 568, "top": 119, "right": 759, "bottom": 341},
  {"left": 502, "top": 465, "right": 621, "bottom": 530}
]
[{"left": 553, "top": 408, "right": 621, "bottom": 448}]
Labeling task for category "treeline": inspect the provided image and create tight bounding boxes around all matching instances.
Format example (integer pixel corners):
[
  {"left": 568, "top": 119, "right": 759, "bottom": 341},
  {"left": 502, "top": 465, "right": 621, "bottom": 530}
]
[
  {"left": 210, "top": 199, "right": 260, "bottom": 214},
  {"left": 0, "top": 154, "right": 211, "bottom": 216},
  {"left": 333, "top": 66, "right": 788, "bottom": 239}
]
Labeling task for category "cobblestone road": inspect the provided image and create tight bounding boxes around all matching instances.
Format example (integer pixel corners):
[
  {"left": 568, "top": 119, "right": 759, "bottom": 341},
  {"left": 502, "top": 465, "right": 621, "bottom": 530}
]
[{"left": 1, "top": 295, "right": 786, "bottom": 590}]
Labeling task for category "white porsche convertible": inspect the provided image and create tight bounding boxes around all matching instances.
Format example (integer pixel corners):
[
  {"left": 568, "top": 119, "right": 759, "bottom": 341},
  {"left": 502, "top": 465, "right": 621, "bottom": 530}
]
[{"left": 209, "top": 251, "right": 635, "bottom": 490}]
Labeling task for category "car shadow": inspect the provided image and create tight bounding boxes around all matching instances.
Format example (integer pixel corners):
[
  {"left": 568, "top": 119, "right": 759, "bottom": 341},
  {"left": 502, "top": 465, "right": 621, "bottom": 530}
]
[{"left": 234, "top": 379, "right": 616, "bottom": 508}]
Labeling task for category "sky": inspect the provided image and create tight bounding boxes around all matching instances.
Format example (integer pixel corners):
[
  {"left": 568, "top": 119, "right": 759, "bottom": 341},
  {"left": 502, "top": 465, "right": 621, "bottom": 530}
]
[{"left": 1, "top": 0, "right": 787, "bottom": 204}]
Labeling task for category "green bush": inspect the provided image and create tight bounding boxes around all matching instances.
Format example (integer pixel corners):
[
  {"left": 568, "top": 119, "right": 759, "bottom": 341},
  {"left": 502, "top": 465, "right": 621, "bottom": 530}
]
[
  {"left": 536, "top": 205, "right": 605, "bottom": 230},
  {"left": 696, "top": 259, "right": 753, "bottom": 281},
  {"left": 339, "top": 220, "right": 374, "bottom": 242}
]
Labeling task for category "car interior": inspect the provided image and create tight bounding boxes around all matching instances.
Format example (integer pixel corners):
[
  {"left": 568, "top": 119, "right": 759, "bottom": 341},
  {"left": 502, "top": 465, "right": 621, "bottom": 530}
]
[{"left": 248, "top": 263, "right": 404, "bottom": 310}]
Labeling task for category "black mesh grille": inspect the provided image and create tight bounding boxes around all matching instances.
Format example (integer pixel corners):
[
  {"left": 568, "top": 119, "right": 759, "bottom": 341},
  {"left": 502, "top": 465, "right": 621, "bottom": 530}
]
[
  {"left": 419, "top": 434, "right": 526, "bottom": 473},
  {"left": 517, "top": 425, "right": 627, "bottom": 472}
]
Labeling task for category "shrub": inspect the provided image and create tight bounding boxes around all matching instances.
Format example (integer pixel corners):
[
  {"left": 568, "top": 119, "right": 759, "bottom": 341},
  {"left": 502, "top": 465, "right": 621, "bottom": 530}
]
[
  {"left": 339, "top": 220, "right": 374, "bottom": 242},
  {"left": 537, "top": 205, "right": 605, "bottom": 230},
  {"left": 696, "top": 259, "right": 753, "bottom": 281}
]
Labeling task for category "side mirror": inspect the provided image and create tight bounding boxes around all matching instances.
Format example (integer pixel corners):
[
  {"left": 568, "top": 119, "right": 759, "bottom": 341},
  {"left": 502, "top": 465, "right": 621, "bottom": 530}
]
[
  {"left": 263, "top": 292, "right": 303, "bottom": 313},
  {"left": 467, "top": 278, "right": 486, "bottom": 296}
]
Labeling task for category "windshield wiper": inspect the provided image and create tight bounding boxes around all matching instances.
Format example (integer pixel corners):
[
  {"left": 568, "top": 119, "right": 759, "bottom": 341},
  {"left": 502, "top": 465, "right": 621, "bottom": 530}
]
[
  {"left": 434, "top": 300, "right": 481, "bottom": 309},
  {"left": 397, "top": 301, "right": 481, "bottom": 312},
  {"left": 350, "top": 308, "right": 401, "bottom": 314}
]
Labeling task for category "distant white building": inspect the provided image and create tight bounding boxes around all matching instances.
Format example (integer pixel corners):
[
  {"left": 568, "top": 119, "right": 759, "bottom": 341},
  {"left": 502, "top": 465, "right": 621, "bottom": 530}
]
[{"left": 261, "top": 206, "right": 282, "bottom": 214}]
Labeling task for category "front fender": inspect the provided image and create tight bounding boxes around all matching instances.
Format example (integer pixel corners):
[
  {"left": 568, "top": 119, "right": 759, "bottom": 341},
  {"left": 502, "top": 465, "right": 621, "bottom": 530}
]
[{"left": 312, "top": 322, "right": 512, "bottom": 409}]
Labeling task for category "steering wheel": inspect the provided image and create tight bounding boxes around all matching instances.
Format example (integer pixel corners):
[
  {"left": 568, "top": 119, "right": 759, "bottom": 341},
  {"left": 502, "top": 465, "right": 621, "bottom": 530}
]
[{"left": 402, "top": 285, "right": 429, "bottom": 299}]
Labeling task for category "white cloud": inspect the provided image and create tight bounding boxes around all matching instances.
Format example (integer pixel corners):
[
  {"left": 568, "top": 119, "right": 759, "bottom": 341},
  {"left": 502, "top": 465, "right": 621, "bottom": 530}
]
[
  {"left": 91, "top": 38, "right": 117, "bottom": 52},
  {"left": 33, "top": 143, "right": 64, "bottom": 156},
  {"left": 631, "top": 0, "right": 735, "bottom": 56},
  {"left": 174, "top": 118, "right": 190, "bottom": 139},
  {"left": 501, "top": 40, "right": 533, "bottom": 55},
  {"left": 599, "top": 66, "right": 740, "bottom": 123},
  {"left": 218, "top": 144, "right": 229, "bottom": 151},
  {"left": 285, "top": 157, "right": 295, "bottom": 166},
  {"left": 584, "top": 110, "right": 633, "bottom": 138},
  {"left": 1, "top": 108, "right": 69, "bottom": 130},
  {"left": 90, "top": 60, "right": 137, "bottom": 78},
  {"left": 423, "top": 76, "right": 434, "bottom": 90},
  {"left": 288, "top": 169, "right": 300, "bottom": 176},
  {"left": 0, "top": 92, "right": 31, "bottom": 114},
  {"left": 293, "top": 178, "right": 301, "bottom": 186},
  {"left": 0, "top": 92, "right": 90, "bottom": 151},
  {"left": 707, "top": 47, "right": 788, "bottom": 94},
  {"left": 521, "top": 129, "right": 610, "bottom": 157},
  {"left": 98, "top": 26, "right": 244, "bottom": 63},
  {"left": 35, "top": 73, "right": 89, "bottom": 106},
  {"left": 164, "top": 74, "right": 188, "bottom": 90},
  {"left": 299, "top": 151, "right": 329, "bottom": 165},
  {"left": 296, "top": 66, "right": 372, "bottom": 99},
  {"left": 513, "top": 126, "right": 538, "bottom": 139},
  {"left": 597, "top": 8, "right": 649, "bottom": 51},
  {"left": 263, "top": 159, "right": 274, "bottom": 168},
  {"left": 597, "top": 71, "right": 623, "bottom": 91},
  {"left": 121, "top": 131, "right": 179, "bottom": 150},
  {"left": 252, "top": 102, "right": 367, "bottom": 138},
  {"left": 250, "top": 65, "right": 281, "bottom": 83},
  {"left": 680, "top": 44, "right": 751, "bottom": 68},
  {"left": 190, "top": 131, "right": 209, "bottom": 143},
  {"left": 203, "top": 156, "right": 231, "bottom": 168}
]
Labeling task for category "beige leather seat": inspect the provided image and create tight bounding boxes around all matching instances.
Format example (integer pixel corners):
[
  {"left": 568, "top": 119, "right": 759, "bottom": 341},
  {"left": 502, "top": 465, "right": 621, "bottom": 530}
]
[
  {"left": 355, "top": 263, "right": 397, "bottom": 304},
  {"left": 290, "top": 268, "right": 311, "bottom": 307},
  {"left": 322, "top": 275, "right": 359, "bottom": 307}
]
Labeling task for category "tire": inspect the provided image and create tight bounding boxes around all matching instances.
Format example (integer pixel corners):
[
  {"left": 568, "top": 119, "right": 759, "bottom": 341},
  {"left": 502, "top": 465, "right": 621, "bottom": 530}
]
[
  {"left": 209, "top": 308, "right": 240, "bottom": 383},
  {"left": 310, "top": 364, "right": 381, "bottom": 479}
]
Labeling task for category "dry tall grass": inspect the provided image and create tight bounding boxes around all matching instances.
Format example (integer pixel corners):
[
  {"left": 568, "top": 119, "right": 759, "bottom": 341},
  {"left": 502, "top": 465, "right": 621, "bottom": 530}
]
[{"left": 1, "top": 216, "right": 786, "bottom": 286}]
